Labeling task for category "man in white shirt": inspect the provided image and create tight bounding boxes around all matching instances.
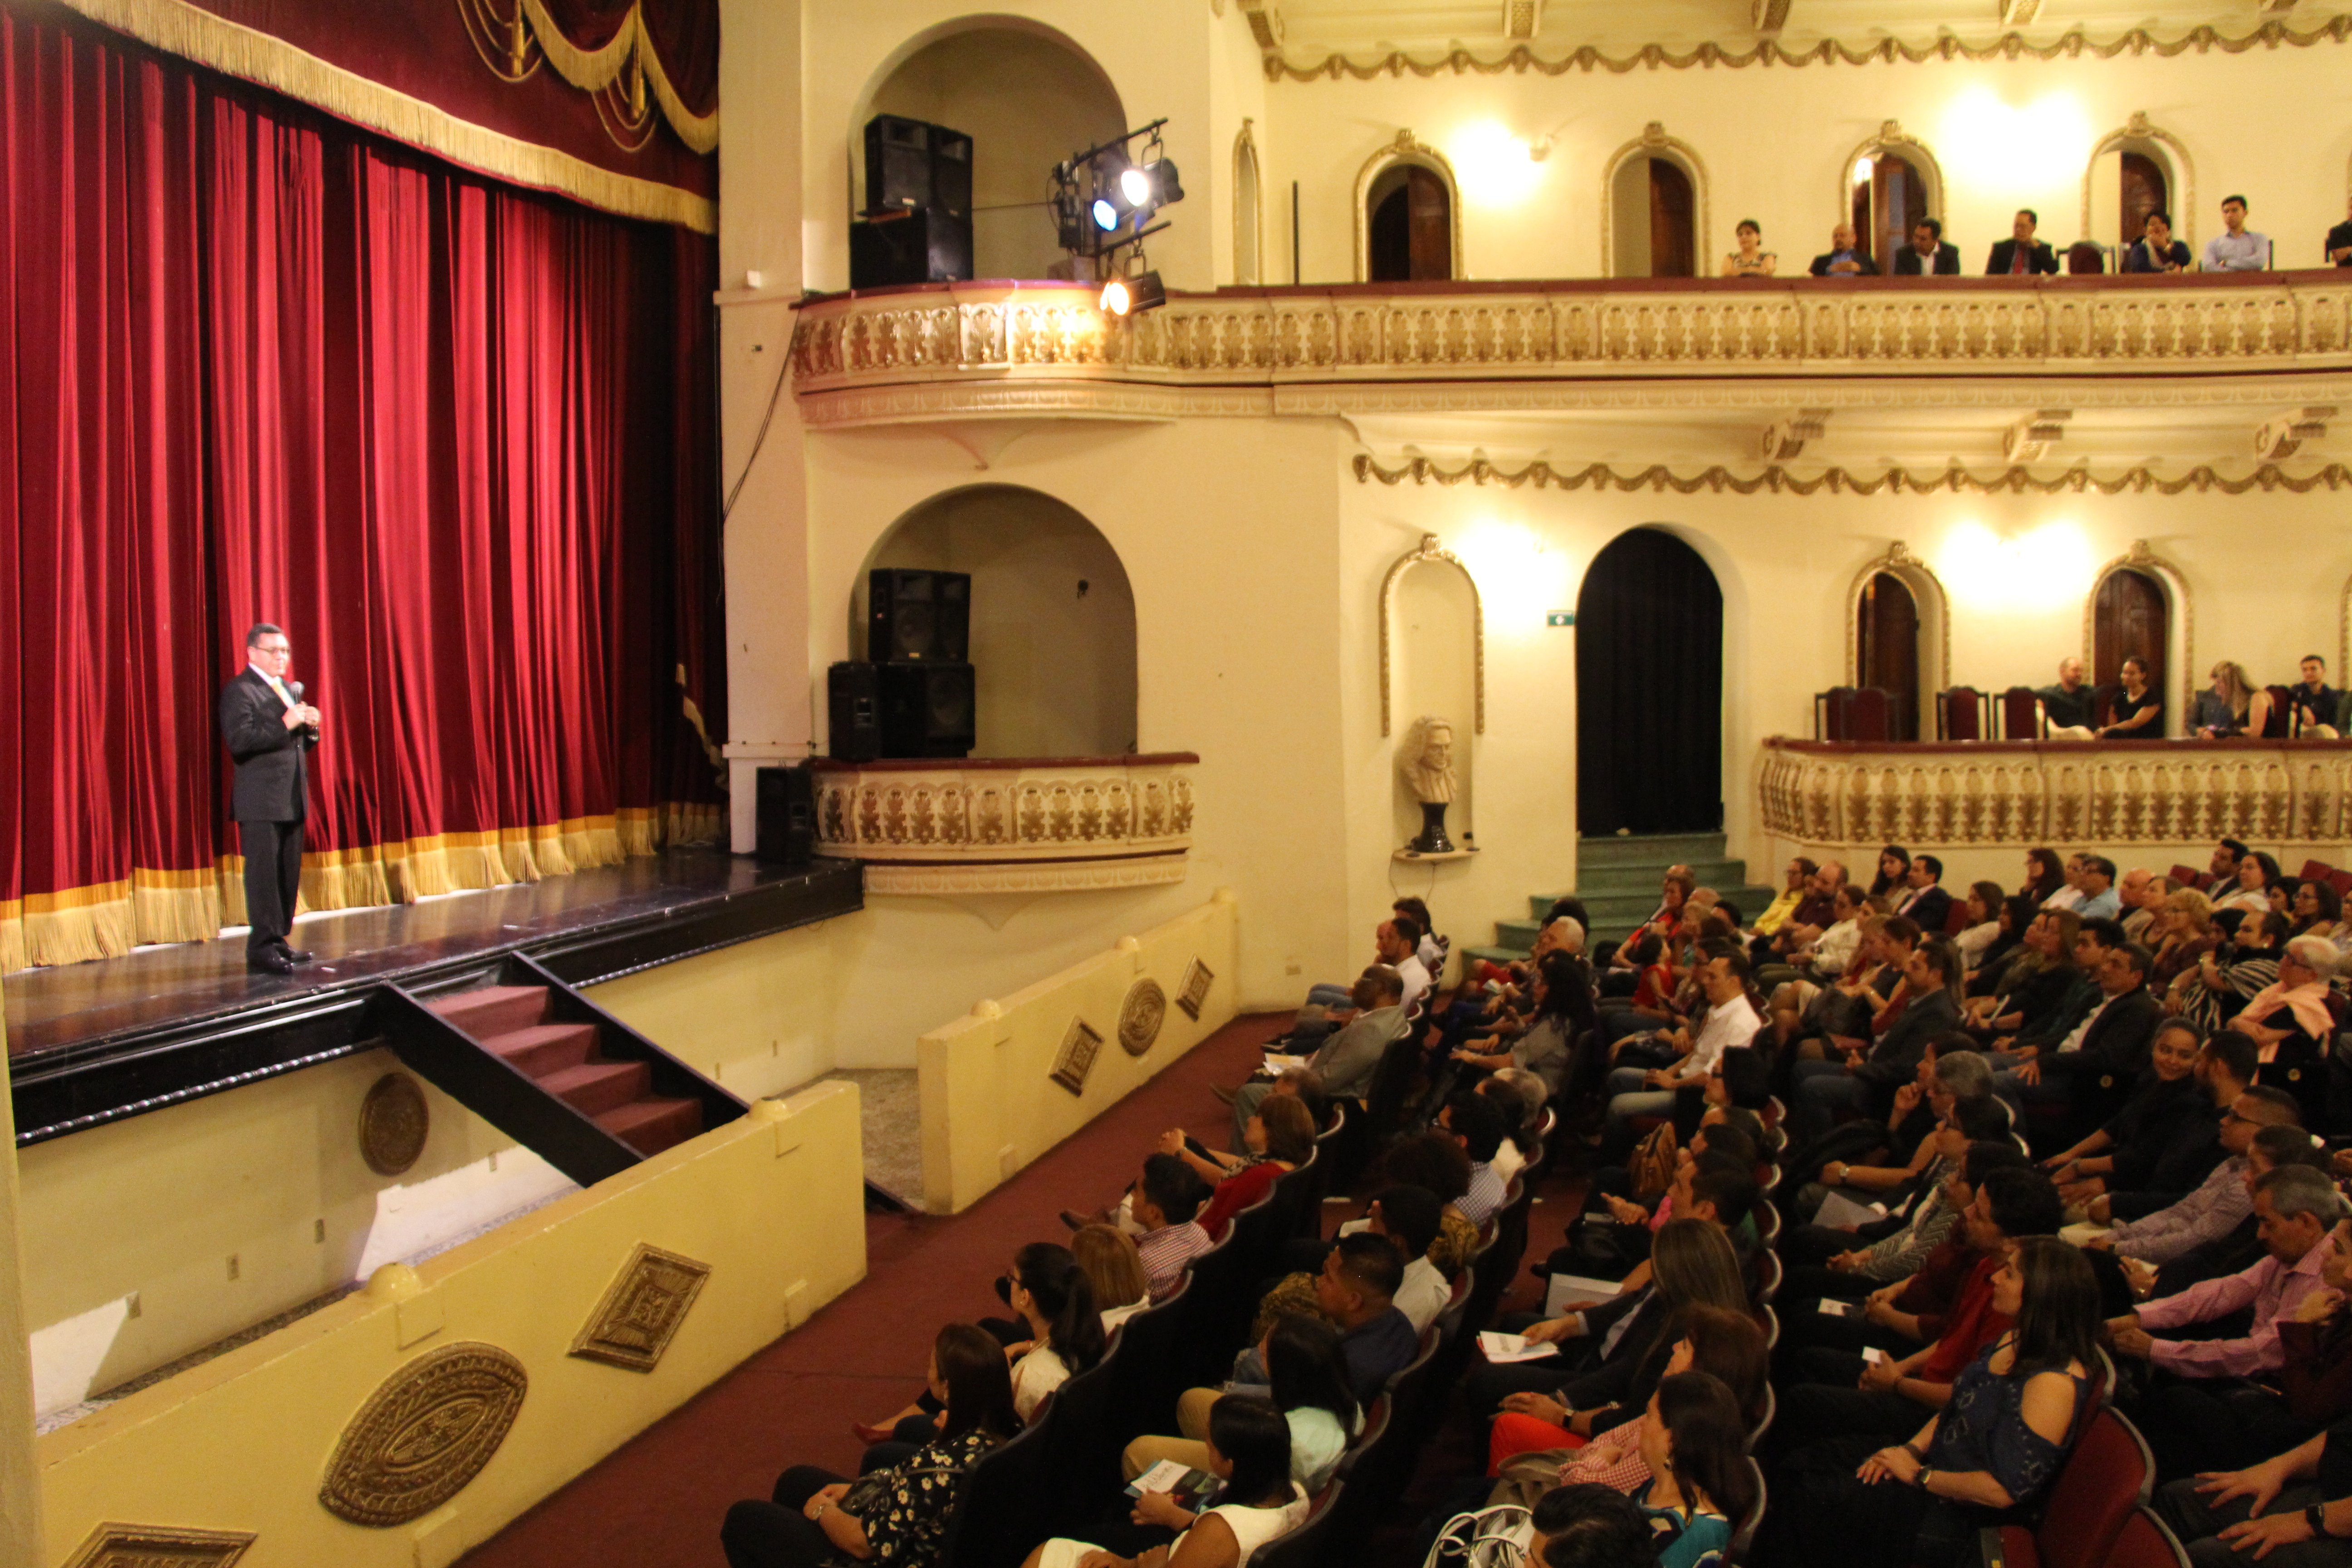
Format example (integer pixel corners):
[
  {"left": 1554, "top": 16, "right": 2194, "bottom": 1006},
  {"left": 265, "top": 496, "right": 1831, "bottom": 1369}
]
[
  {"left": 1360, "top": 1185, "right": 1450, "bottom": 1333},
  {"left": 2073, "top": 857, "right": 2123, "bottom": 921},
  {"left": 2202, "top": 195, "right": 2269, "bottom": 272},
  {"left": 1600, "top": 951, "right": 1761, "bottom": 1152}
]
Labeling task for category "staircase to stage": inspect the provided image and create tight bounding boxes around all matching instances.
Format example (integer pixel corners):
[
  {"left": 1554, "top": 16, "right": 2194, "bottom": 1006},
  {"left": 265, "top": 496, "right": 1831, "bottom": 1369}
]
[{"left": 1463, "top": 832, "right": 1780, "bottom": 965}]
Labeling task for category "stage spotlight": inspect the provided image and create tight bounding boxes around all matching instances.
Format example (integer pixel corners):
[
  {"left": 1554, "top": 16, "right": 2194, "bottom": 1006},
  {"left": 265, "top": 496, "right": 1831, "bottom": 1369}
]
[
  {"left": 1049, "top": 120, "right": 1186, "bottom": 264},
  {"left": 1091, "top": 196, "right": 1119, "bottom": 230},
  {"left": 1118, "top": 164, "right": 1152, "bottom": 207},
  {"left": 1099, "top": 270, "right": 1165, "bottom": 318}
]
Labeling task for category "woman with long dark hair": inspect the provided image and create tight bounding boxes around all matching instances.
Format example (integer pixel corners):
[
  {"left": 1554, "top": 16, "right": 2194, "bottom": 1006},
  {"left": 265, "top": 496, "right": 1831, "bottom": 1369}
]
[
  {"left": 1000, "top": 1242, "right": 1106, "bottom": 1421},
  {"left": 1763, "top": 1238, "right": 2101, "bottom": 1568},
  {"left": 1029, "top": 1396, "right": 1307, "bottom": 1568},
  {"left": 2020, "top": 848, "right": 2066, "bottom": 906},
  {"left": 1870, "top": 845, "right": 1911, "bottom": 901},
  {"left": 725, "top": 1323, "right": 1018, "bottom": 1568},
  {"left": 1635, "top": 1371, "right": 1760, "bottom": 1568},
  {"left": 1954, "top": 880, "right": 2009, "bottom": 973}
]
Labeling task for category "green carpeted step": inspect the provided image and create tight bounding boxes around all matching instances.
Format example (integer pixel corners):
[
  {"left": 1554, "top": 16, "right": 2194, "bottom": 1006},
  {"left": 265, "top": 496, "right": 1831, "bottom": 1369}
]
[
  {"left": 1464, "top": 943, "right": 1528, "bottom": 965},
  {"left": 1575, "top": 832, "right": 1730, "bottom": 868}
]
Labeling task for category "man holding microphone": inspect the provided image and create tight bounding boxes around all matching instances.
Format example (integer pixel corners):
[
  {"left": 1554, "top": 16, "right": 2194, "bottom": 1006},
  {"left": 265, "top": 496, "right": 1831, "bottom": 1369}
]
[{"left": 218, "top": 622, "right": 321, "bottom": 975}]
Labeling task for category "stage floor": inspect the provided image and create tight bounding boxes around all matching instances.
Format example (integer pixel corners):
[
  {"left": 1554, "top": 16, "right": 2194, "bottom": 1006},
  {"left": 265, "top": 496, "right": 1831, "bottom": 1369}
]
[{"left": 2, "top": 850, "right": 863, "bottom": 1143}]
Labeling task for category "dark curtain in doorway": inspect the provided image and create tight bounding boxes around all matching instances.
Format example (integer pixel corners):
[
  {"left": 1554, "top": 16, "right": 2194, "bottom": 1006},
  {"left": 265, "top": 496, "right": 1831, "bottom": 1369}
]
[{"left": 1575, "top": 529, "right": 1723, "bottom": 834}]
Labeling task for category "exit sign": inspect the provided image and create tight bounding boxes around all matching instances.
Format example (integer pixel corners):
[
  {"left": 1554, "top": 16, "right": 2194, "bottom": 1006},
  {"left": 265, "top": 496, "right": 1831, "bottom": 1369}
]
[{"left": 1547, "top": 612, "right": 1575, "bottom": 627}]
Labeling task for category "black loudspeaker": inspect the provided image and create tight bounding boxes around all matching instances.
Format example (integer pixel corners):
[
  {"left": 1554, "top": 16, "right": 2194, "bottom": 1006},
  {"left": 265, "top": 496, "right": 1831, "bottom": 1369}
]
[
  {"left": 862, "top": 115, "right": 972, "bottom": 216},
  {"left": 848, "top": 207, "right": 973, "bottom": 288},
  {"left": 868, "top": 568, "right": 972, "bottom": 662},
  {"left": 827, "top": 662, "right": 883, "bottom": 762},
  {"left": 754, "top": 765, "right": 816, "bottom": 866},
  {"left": 878, "top": 662, "right": 975, "bottom": 759}
]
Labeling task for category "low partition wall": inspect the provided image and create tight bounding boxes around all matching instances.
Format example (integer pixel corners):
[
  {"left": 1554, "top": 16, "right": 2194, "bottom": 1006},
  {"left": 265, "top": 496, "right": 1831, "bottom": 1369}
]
[
  {"left": 919, "top": 892, "right": 1240, "bottom": 1215},
  {"left": 1756, "top": 735, "right": 2352, "bottom": 885},
  {"left": 37, "top": 1082, "right": 866, "bottom": 1568}
]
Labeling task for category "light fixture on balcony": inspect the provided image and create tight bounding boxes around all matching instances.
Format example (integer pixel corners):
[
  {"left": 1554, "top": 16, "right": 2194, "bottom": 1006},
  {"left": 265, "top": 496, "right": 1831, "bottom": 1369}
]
[
  {"left": 1052, "top": 120, "right": 1186, "bottom": 281},
  {"left": 1099, "top": 270, "right": 1167, "bottom": 318}
]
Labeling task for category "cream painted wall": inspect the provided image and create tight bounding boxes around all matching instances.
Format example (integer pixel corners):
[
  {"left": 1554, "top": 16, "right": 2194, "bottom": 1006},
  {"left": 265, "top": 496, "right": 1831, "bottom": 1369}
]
[{"left": 1259, "top": 46, "right": 2352, "bottom": 282}]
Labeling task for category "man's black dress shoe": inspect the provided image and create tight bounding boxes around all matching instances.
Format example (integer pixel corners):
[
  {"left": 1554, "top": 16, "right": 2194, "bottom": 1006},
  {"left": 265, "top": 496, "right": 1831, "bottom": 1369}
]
[
  {"left": 277, "top": 944, "right": 315, "bottom": 963},
  {"left": 249, "top": 951, "right": 296, "bottom": 976}
]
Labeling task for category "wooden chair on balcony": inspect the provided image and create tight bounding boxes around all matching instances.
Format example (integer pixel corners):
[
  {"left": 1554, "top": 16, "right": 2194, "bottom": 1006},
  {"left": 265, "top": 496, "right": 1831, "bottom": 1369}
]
[
  {"left": 2261, "top": 686, "right": 2296, "bottom": 738},
  {"left": 1937, "top": 687, "right": 1990, "bottom": 740},
  {"left": 2066, "top": 240, "right": 2108, "bottom": 274},
  {"left": 2093, "top": 683, "right": 2123, "bottom": 728},
  {"left": 1998, "top": 686, "right": 2043, "bottom": 740}
]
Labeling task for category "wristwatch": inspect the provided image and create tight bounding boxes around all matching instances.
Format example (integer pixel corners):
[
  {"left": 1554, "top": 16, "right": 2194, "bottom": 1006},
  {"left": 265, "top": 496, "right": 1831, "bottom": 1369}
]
[
  {"left": 2307, "top": 1502, "right": 2331, "bottom": 1538},
  {"left": 1917, "top": 1466, "right": 1935, "bottom": 1492}
]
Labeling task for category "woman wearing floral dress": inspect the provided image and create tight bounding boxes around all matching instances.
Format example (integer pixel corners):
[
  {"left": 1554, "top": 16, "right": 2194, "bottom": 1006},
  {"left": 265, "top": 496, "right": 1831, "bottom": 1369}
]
[{"left": 722, "top": 1323, "right": 1019, "bottom": 1568}]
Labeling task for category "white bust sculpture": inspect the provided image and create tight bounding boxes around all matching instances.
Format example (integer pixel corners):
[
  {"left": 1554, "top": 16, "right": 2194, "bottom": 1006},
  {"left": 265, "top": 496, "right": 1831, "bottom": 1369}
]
[{"left": 1401, "top": 715, "right": 1457, "bottom": 804}]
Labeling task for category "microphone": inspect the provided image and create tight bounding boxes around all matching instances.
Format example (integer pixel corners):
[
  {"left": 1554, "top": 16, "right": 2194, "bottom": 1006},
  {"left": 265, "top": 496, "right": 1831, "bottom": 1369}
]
[{"left": 288, "top": 681, "right": 304, "bottom": 704}]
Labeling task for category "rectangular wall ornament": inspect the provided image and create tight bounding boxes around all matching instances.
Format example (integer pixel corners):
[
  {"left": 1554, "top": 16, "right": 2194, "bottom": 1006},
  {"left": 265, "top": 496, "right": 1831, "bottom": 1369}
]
[
  {"left": 568, "top": 1243, "right": 713, "bottom": 1373},
  {"left": 1175, "top": 958, "right": 1216, "bottom": 1020},
  {"left": 61, "top": 1524, "right": 256, "bottom": 1568},
  {"left": 1049, "top": 1018, "right": 1103, "bottom": 1096}
]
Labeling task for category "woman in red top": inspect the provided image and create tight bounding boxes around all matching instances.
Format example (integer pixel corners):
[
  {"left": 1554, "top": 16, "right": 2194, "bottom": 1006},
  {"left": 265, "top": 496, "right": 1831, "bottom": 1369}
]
[{"left": 1174, "top": 1094, "right": 1316, "bottom": 1240}]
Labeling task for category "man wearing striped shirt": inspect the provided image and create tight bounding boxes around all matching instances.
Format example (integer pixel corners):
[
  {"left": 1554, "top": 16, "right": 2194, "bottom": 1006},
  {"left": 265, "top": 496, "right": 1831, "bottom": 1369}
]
[{"left": 1131, "top": 1153, "right": 1213, "bottom": 1302}]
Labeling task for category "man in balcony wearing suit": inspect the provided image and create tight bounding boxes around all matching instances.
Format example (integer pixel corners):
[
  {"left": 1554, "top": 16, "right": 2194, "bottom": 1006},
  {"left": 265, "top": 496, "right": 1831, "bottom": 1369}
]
[
  {"left": 1892, "top": 218, "right": 1960, "bottom": 276},
  {"left": 1808, "top": 222, "right": 1877, "bottom": 277},
  {"left": 218, "top": 622, "right": 321, "bottom": 976},
  {"left": 1984, "top": 209, "right": 2059, "bottom": 275}
]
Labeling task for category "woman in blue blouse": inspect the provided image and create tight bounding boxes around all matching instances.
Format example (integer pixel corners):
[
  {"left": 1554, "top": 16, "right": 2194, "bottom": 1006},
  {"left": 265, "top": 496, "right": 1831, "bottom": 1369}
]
[
  {"left": 722, "top": 1323, "right": 1019, "bottom": 1568},
  {"left": 2124, "top": 211, "right": 2194, "bottom": 273},
  {"left": 1760, "top": 1238, "right": 2102, "bottom": 1568}
]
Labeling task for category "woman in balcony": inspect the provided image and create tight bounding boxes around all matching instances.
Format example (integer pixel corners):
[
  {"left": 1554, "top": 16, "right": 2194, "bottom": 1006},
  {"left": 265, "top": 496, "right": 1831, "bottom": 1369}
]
[
  {"left": 2193, "top": 661, "right": 2270, "bottom": 738},
  {"left": 2095, "top": 656, "right": 2164, "bottom": 740},
  {"left": 2124, "top": 210, "right": 2194, "bottom": 274},
  {"left": 1721, "top": 219, "right": 1776, "bottom": 277}
]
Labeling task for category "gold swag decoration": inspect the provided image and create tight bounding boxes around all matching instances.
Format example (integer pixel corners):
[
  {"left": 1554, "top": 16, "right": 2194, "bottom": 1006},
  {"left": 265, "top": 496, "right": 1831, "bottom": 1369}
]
[
  {"left": 1272, "top": 14, "right": 2351, "bottom": 80},
  {"left": 460, "top": 0, "right": 717, "bottom": 155},
  {"left": 1352, "top": 452, "right": 2352, "bottom": 499}
]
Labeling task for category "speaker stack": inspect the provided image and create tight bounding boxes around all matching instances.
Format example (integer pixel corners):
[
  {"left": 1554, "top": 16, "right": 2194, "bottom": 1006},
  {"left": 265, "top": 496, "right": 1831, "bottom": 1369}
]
[
  {"left": 829, "top": 568, "right": 975, "bottom": 761},
  {"left": 753, "top": 764, "right": 816, "bottom": 867},
  {"left": 849, "top": 115, "right": 975, "bottom": 288}
]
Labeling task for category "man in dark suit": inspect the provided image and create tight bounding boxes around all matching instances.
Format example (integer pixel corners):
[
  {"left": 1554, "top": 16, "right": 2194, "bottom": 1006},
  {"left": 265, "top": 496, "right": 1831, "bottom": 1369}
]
[
  {"left": 1894, "top": 853, "right": 1954, "bottom": 933},
  {"left": 1997, "top": 942, "right": 2163, "bottom": 1134},
  {"left": 1891, "top": 217, "right": 1961, "bottom": 275},
  {"left": 1984, "top": 208, "right": 2059, "bottom": 275},
  {"left": 219, "top": 622, "right": 321, "bottom": 975},
  {"left": 1808, "top": 221, "right": 1877, "bottom": 276}
]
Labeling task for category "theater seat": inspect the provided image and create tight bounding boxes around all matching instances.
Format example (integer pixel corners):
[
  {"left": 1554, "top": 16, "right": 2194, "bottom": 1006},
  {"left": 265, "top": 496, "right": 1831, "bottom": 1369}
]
[
  {"left": 2105, "top": 1506, "right": 2192, "bottom": 1568},
  {"left": 1979, "top": 1406, "right": 2153, "bottom": 1568}
]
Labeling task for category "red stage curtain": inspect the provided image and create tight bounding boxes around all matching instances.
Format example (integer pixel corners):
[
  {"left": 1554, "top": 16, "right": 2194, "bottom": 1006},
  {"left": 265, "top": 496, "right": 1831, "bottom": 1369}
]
[{"left": 0, "top": 7, "right": 723, "bottom": 970}]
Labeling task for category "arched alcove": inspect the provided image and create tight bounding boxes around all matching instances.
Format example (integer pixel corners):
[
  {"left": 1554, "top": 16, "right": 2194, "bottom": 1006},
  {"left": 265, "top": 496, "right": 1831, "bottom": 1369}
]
[
  {"left": 2083, "top": 542, "right": 2193, "bottom": 739},
  {"left": 1576, "top": 528, "right": 1723, "bottom": 835},
  {"left": 1601, "top": 124, "right": 1710, "bottom": 279},
  {"left": 1840, "top": 122, "right": 1945, "bottom": 270},
  {"left": 1380, "top": 536, "right": 1484, "bottom": 853},
  {"left": 855, "top": 24, "right": 1124, "bottom": 282},
  {"left": 1845, "top": 543, "right": 1950, "bottom": 741},
  {"left": 856, "top": 486, "right": 1138, "bottom": 757},
  {"left": 1233, "top": 122, "right": 1263, "bottom": 285},
  {"left": 1354, "top": 130, "right": 1462, "bottom": 283},
  {"left": 2083, "top": 114, "right": 2197, "bottom": 252}
]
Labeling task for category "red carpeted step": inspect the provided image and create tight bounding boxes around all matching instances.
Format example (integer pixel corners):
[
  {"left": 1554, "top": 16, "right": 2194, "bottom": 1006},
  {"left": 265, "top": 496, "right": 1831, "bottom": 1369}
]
[
  {"left": 539, "top": 1059, "right": 652, "bottom": 1118},
  {"left": 593, "top": 1097, "right": 703, "bottom": 1156},
  {"left": 482, "top": 1022, "right": 602, "bottom": 1078},
  {"left": 429, "top": 985, "right": 551, "bottom": 1039}
]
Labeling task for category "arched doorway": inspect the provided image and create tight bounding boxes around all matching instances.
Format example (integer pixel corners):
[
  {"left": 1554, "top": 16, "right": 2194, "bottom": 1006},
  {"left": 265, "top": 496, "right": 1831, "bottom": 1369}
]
[
  {"left": 857, "top": 486, "right": 1138, "bottom": 757},
  {"left": 1609, "top": 155, "right": 1698, "bottom": 277},
  {"left": 1233, "top": 125, "right": 1262, "bottom": 284},
  {"left": 1576, "top": 529, "right": 1723, "bottom": 834},
  {"left": 1852, "top": 151, "right": 1929, "bottom": 269},
  {"left": 2092, "top": 567, "right": 2168, "bottom": 725},
  {"left": 1858, "top": 573, "right": 1922, "bottom": 741},
  {"left": 2119, "top": 151, "right": 2167, "bottom": 246},
  {"left": 1368, "top": 163, "right": 1452, "bottom": 282}
]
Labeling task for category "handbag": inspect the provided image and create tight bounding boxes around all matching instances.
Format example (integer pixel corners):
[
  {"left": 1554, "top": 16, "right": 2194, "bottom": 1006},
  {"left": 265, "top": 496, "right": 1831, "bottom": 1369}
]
[
  {"left": 1421, "top": 1503, "right": 1533, "bottom": 1568},
  {"left": 1628, "top": 1122, "right": 1678, "bottom": 1202}
]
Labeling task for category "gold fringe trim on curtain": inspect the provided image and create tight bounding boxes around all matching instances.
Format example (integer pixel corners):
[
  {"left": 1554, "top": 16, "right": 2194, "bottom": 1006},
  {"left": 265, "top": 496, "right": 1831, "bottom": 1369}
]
[
  {"left": 514, "top": 0, "right": 717, "bottom": 154},
  {"left": 0, "top": 905, "right": 21, "bottom": 975},
  {"left": 45, "top": 0, "right": 715, "bottom": 232},
  {"left": 21, "top": 880, "right": 137, "bottom": 969}
]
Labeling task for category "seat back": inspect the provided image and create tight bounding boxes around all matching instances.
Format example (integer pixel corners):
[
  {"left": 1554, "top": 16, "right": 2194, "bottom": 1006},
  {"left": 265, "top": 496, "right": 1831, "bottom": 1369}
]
[
  {"left": 1753, "top": 1248, "right": 1784, "bottom": 1306},
  {"left": 1759, "top": 1303, "right": 1779, "bottom": 1353},
  {"left": 1036, "top": 1350, "right": 1124, "bottom": 1537},
  {"left": 1939, "top": 686, "right": 1989, "bottom": 741},
  {"left": 1362, "top": 1033, "right": 1426, "bottom": 1142},
  {"left": 2067, "top": 240, "right": 2107, "bottom": 274},
  {"left": 2263, "top": 685, "right": 2296, "bottom": 737},
  {"left": 1103, "top": 1273, "right": 1191, "bottom": 1442},
  {"left": 936, "top": 1419, "right": 1053, "bottom": 1568},
  {"left": 1251, "top": 1480, "right": 1345, "bottom": 1568},
  {"left": 1175, "top": 1218, "right": 1271, "bottom": 1388},
  {"left": 1462, "top": 1177, "right": 1532, "bottom": 1335},
  {"left": 1353, "top": 1328, "right": 1443, "bottom": 1503},
  {"left": 1726, "top": 1457, "right": 1767, "bottom": 1566},
  {"left": 1264, "top": 1145, "right": 1326, "bottom": 1243},
  {"left": 2026, "top": 1406, "right": 2155, "bottom": 1568},
  {"left": 2107, "top": 1506, "right": 2192, "bottom": 1568},
  {"left": 1999, "top": 686, "right": 2043, "bottom": 740},
  {"left": 1746, "top": 1379, "right": 1776, "bottom": 1452}
]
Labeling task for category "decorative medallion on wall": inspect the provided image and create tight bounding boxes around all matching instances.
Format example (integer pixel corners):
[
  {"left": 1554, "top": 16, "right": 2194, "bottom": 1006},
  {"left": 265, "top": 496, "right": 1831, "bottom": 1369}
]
[
  {"left": 1050, "top": 1019, "right": 1104, "bottom": 1096},
  {"left": 1118, "top": 980, "right": 1167, "bottom": 1056},
  {"left": 1175, "top": 960, "right": 1216, "bottom": 1021},
  {"left": 359, "top": 1072, "right": 431, "bottom": 1176},
  {"left": 60, "top": 1524, "right": 256, "bottom": 1568},
  {"left": 569, "top": 1243, "right": 712, "bottom": 1373},
  {"left": 319, "top": 1342, "right": 529, "bottom": 1526}
]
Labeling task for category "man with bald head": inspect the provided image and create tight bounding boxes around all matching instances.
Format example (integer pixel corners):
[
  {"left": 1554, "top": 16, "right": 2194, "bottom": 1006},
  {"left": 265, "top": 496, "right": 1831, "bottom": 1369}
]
[
  {"left": 2039, "top": 657, "right": 2097, "bottom": 739},
  {"left": 1810, "top": 222, "right": 1877, "bottom": 276}
]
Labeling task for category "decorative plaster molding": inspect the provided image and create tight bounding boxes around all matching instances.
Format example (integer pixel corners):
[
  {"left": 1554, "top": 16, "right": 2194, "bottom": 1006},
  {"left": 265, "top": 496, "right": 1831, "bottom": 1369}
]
[
  {"left": 1760, "top": 409, "right": 1830, "bottom": 461},
  {"left": 60, "top": 1524, "right": 255, "bottom": 1568},
  {"left": 1050, "top": 1017, "right": 1103, "bottom": 1095},
  {"left": 1750, "top": 0, "right": 1791, "bottom": 35},
  {"left": 1175, "top": 958, "right": 1216, "bottom": 1020},
  {"left": 1351, "top": 451, "right": 2352, "bottom": 496},
  {"left": 2003, "top": 409, "right": 2073, "bottom": 463},
  {"left": 568, "top": 1243, "right": 710, "bottom": 1373},
  {"left": 1756, "top": 737, "right": 2352, "bottom": 848},
  {"left": 1503, "top": 0, "right": 1542, "bottom": 41},
  {"left": 1118, "top": 979, "right": 1167, "bottom": 1055},
  {"left": 319, "top": 1343, "right": 528, "bottom": 1526},
  {"left": 1600, "top": 123, "right": 1711, "bottom": 280},
  {"left": 864, "top": 855, "right": 1191, "bottom": 897},
  {"left": 1352, "top": 130, "right": 1466, "bottom": 284},
  {"left": 1263, "top": 15, "right": 2352, "bottom": 81},
  {"left": 1379, "top": 534, "right": 1486, "bottom": 736},
  {"left": 2083, "top": 540, "right": 2196, "bottom": 737},
  {"left": 2081, "top": 113, "right": 2199, "bottom": 252},
  {"left": 813, "top": 760, "right": 1194, "bottom": 863},
  {"left": 2256, "top": 407, "right": 2335, "bottom": 461},
  {"left": 1844, "top": 542, "right": 1952, "bottom": 703},
  {"left": 1233, "top": 120, "right": 1264, "bottom": 285}
]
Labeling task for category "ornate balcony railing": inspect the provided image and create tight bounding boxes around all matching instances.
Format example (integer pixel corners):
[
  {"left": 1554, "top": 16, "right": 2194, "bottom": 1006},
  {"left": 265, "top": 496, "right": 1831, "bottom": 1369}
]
[
  {"left": 1758, "top": 737, "right": 2352, "bottom": 850},
  {"left": 808, "top": 754, "right": 1198, "bottom": 896},
  {"left": 789, "top": 274, "right": 2352, "bottom": 422}
]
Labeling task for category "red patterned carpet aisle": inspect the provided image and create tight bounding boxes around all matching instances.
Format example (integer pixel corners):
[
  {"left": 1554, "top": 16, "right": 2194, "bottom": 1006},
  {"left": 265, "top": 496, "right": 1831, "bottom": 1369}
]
[{"left": 458, "top": 1011, "right": 1284, "bottom": 1568}]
